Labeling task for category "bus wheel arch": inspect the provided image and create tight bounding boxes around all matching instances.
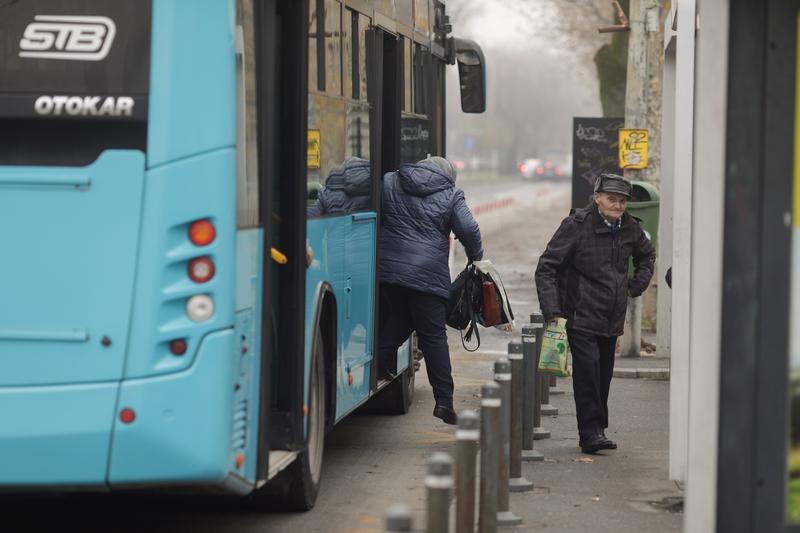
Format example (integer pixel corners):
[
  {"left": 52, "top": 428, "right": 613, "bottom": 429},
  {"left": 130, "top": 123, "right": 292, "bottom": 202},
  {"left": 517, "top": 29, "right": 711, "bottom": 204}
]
[{"left": 318, "top": 288, "right": 337, "bottom": 431}]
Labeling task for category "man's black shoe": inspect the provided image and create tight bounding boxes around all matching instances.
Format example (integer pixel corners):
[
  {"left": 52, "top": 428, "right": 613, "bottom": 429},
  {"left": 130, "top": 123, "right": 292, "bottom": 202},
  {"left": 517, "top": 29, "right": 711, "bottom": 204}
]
[
  {"left": 580, "top": 434, "right": 616, "bottom": 454},
  {"left": 433, "top": 404, "right": 457, "bottom": 425},
  {"left": 601, "top": 432, "right": 618, "bottom": 449}
]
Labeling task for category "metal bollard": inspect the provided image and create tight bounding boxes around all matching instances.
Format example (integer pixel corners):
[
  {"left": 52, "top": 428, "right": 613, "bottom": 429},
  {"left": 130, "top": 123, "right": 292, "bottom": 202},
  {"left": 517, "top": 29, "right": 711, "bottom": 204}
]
[
  {"left": 385, "top": 504, "right": 413, "bottom": 532},
  {"left": 530, "top": 313, "right": 564, "bottom": 397},
  {"left": 536, "top": 314, "right": 559, "bottom": 415},
  {"left": 521, "top": 324, "right": 544, "bottom": 462},
  {"left": 479, "top": 382, "right": 501, "bottom": 533},
  {"left": 540, "top": 370, "right": 558, "bottom": 416},
  {"left": 494, "top": 358, "right": 522, "bottom": 527},
  {"left": 455, "top": 410, "right": 479, "bottom": 533},
  {"left": 549, "top": 373, "right": 565, "bottom": 395},
  {"left": 531, "top": 313, "right": 551, "bottom": 440},
  {"left": 426, "top": 453, "right": 453, "bottom": 533},
  {"left": 508, "top": 342, "right": 534, "bottom": 492}
]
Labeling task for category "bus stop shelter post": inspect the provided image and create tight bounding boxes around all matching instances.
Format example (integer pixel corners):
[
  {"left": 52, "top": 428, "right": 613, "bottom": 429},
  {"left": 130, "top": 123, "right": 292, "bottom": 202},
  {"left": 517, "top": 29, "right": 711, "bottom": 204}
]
[
  {"left": 494, "top": 358, "right": 522, "bottom": 527},
  {"left": 426, "top": 453, "right": 453, "bottom": 533},
  {"left": 508, "top": 341, "right": 533, "bottom": 492},
  {"left": 479, "top": 382, "right": 501, "bottom": 533},
  {"left": 455, "top": 410, "right": 479, "bottom": 533},
  {"left": 521, "top": 324, "right": 544, "bottom": 462},
  {"left": 530, "top": 313, "right": 551, "bottom": 440}
]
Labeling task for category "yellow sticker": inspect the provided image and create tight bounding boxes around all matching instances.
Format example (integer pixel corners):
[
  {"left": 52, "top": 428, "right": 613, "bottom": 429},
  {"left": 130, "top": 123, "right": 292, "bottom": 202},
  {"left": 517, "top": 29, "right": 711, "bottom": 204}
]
[
  {"left": 307, "top": 129, "right": 321, "bottom": 169},
  {"left": 619, "top": 128, "right": 649, "bottom": 169}
]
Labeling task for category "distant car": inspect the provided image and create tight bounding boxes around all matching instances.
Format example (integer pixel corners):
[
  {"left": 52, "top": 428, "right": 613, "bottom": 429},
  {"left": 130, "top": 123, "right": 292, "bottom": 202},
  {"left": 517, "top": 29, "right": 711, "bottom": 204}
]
[
  {"left": 518, "top": 158, "right": 567, "bottom": 180},
  {"left": 517, "top": 158, "right": 542, "bottom": 179},
  {"left": 555, "top": 162, "right": 571, "bottom": 179}
]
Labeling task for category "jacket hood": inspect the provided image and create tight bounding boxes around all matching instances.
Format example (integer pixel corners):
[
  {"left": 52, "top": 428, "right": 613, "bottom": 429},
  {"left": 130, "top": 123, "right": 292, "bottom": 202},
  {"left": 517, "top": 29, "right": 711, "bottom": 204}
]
[
  {"left": 397, "top": 160, "right": 455, "bottom": 197},
  {"left": 324, "top": 157, "right": 371, "bottom": 196}
]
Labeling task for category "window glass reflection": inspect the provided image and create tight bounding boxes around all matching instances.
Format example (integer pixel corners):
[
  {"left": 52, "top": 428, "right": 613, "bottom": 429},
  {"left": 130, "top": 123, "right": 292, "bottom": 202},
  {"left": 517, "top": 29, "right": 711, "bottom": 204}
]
[{"left": 325, "top": 0, "right": 342, "bottom": 97}]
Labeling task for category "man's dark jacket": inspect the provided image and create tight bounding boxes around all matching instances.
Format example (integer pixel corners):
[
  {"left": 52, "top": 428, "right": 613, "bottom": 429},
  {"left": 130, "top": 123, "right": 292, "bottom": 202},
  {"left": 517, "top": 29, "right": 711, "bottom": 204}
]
[
  {"left": 535, "top": 203, "right": 655, "bottom": 337},
  {"left": 379, "top": 161, "right": 483, "bottom": 300},
  {"left": 307, "top": 157, "right": 371, "bottom": 217}
]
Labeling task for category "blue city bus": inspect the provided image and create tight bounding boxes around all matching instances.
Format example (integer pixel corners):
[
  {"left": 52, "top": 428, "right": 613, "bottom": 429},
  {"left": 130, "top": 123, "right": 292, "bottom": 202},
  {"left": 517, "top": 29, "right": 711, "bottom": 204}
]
[{"left": 0, "top": 0, "right": 484, "bottom": 510}]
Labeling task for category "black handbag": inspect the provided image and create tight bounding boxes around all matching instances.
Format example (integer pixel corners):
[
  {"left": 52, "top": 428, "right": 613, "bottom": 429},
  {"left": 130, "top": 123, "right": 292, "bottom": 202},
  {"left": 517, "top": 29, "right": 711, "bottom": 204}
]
[{"left": 447, "top": 264, "right": 483, "bottom": 351}]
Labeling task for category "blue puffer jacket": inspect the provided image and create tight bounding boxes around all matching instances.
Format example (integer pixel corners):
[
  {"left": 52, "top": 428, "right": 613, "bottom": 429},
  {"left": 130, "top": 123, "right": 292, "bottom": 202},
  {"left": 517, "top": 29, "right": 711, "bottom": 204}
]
[
  {"left": 379, "top": 160, "right": 483, "bottom": 299},
  {"left": 307, "top": 157, "right": 371, "bottom": 217}
]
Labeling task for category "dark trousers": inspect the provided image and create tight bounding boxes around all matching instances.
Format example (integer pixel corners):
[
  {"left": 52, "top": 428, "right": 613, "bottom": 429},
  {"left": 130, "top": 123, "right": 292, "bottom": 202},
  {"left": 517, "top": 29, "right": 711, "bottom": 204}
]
[
  {"left": 379, "top": 283, "right": 454, "bottom": 408},
  {"left": 566, "top": 327, "right": 617, "bottom": 440}
]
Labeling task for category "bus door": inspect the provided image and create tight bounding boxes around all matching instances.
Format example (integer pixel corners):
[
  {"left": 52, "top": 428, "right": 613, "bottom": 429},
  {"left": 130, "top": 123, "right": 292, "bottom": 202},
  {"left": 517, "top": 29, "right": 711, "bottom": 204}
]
[
  {"left": 259, "top": 0, "right": 309, "bottom": 460},
  {"left": 365, "top": 27, "right": 403, "bottom": 393}
]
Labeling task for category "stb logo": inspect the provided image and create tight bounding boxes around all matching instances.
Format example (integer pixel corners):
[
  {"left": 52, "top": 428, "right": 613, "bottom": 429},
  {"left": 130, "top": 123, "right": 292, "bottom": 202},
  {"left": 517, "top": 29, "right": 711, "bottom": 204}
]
[{"left": 19, "top": 15, "right": 116, "bottom": 61}]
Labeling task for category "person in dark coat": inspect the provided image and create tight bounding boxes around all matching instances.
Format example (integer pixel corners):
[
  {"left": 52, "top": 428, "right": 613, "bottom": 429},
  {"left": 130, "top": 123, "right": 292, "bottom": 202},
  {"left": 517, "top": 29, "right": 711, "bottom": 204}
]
[
  {"left": 307, "top": 157, "right": 372, "bottom": 217},
  {"left": 378, "top": 156, "right": 483, "bottom": 425},
  {"left": 535, "top": 173, "right": 655, "bottom": 453}
]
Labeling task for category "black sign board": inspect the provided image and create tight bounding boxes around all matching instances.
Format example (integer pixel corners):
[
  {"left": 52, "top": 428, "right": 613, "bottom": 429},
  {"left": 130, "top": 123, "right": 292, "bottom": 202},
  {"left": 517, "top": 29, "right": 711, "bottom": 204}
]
[
  {"left": 0, "top": 0, "right": 151, "bottom": 121},
  {"left": 571, "top": 117, "right": 624, "bottom": 208}
]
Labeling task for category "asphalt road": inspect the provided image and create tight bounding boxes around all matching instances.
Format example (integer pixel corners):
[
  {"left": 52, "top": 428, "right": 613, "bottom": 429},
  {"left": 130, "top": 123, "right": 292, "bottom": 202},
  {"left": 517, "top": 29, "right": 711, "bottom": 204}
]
[{"left": 1, "top": 177, "right": 681, "bottom": 533}]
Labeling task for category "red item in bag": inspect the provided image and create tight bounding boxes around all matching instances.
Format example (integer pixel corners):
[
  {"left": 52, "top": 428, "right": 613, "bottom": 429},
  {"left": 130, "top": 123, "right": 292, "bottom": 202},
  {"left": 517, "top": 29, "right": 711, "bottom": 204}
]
[{"left": 482, "top": 281, "right": 501, "bottom": 326}]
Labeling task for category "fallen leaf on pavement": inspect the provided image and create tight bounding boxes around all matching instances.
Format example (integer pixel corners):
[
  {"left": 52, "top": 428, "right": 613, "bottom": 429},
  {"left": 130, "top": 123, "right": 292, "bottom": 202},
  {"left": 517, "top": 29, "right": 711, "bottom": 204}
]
[
  {"left": 573, "top": 457, "right": 595, "bottom": 463},
  {"left": 592, "top": 496, "right": 601, "bottom": 502}
]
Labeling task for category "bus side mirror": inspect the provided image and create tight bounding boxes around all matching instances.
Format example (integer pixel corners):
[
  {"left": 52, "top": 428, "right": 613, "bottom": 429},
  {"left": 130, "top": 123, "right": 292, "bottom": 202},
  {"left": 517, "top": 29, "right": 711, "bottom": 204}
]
[{"left": 454, "top": 38, "right": 486, "bottom": 113}]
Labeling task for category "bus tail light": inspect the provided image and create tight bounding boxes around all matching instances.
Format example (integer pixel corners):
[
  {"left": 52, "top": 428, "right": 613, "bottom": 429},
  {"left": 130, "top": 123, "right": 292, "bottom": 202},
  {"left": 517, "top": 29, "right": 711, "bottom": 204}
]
[
  {"left": 188, "top": 257, "right": 215, "bottom": 283},
  {"left": 170, "top": 339, "right": 188, "bottom": 356},
  {"left": 189, "top": 219, "right": 216, "bottom": 246},
  {"left": 186, "top": 294, "right": 215, "bottom": 322},
  {"left": 120, "top": 408, "right": 136, "bottom": 424}
]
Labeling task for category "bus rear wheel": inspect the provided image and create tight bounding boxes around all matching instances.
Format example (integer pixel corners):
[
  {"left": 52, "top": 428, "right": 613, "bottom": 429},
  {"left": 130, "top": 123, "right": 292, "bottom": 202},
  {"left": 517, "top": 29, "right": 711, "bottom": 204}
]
[
  {"left": 251, "top": 330, "right": 326, "bottom": 512},
  {"left": 283, "top": 330, "right": 326, "bottom": 510}
]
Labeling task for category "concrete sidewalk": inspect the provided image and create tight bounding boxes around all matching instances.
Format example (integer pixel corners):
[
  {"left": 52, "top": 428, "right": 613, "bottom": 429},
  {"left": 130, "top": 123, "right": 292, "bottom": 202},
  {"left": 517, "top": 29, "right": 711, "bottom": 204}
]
[{"left": 449, "top": 329, "right": 682, "bottom": 532}]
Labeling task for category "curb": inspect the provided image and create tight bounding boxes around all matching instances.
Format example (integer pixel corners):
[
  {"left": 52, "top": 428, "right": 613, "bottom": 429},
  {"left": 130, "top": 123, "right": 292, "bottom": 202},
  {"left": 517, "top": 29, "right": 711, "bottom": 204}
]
[{"left": 613, "top": 368, "right": 670, "bottom": 380}]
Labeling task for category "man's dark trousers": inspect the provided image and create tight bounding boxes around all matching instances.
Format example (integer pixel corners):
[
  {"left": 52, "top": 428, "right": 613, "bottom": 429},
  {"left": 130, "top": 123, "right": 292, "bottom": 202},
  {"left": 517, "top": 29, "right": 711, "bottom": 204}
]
[
  {"left": 566, "top": 327, "right": 617, "bottom": 440},
  {"left": 379, "top": 283, "right": 453, "bottom": 408}
]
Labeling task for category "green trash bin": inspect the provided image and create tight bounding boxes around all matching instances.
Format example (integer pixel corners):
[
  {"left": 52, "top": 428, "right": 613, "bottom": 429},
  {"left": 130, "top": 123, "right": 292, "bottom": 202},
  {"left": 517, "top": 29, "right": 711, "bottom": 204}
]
[{"left": 627, "top": 181, "right": 659, "bottom": 277}]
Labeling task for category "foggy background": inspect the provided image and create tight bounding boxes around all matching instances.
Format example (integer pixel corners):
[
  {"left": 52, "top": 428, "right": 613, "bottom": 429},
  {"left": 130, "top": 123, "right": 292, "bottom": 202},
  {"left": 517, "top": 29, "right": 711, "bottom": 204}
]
[{"left": 445, "top": 0, "right": 614, "bottom": 175}]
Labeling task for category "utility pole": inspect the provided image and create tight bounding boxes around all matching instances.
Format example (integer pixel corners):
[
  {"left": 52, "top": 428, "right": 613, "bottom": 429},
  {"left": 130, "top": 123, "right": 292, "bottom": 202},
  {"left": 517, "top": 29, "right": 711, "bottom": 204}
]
[{"left": 620, "top": 0, "right": 663, "bottom": 357}]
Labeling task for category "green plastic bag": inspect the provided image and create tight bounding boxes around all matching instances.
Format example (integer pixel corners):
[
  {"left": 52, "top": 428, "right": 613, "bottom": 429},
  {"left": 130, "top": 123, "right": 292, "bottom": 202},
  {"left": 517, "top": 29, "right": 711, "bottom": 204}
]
[{"left": 538, "top": 318, "right": 570, "bottom": 377}]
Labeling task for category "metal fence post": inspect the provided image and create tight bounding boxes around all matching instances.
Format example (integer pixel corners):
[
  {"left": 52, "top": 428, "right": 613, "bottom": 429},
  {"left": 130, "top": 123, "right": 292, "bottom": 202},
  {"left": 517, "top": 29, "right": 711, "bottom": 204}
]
[
  {"left": 521, "top": 324, "right": 544, "bottom": 462},
  {"left": 479, "top": 382, "right": 500, "bottom": 533},
  {"left": 531, "top": 313, "right": 551, "bottom": 440},
  {"left": 508, "top": 341, "right": 534, "bottom": 492},
  {"left": 385, "top": 504, "right": 413, "bottom": 532},
  {"left": 426, "top": 453, "right": 453, "bottom": 533},
  {"left": 455, "top": 410, "right": 479, "bottom": 533},
  {"left": 494, "top": 358, "right": 522, "bottom": 527}
]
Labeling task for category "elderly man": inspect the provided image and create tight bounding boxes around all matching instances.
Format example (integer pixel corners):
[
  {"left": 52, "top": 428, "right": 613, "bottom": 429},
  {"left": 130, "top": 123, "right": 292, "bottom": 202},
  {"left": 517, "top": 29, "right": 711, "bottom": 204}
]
[
  {"left": 378, "top": 156, "right": 483, "bottom": 425},
  {"left": 535, "top": 173, "right": 655, "bottom": 453}
]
